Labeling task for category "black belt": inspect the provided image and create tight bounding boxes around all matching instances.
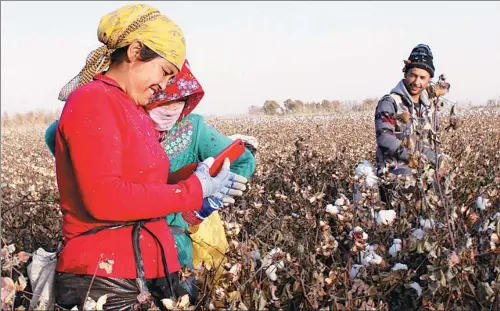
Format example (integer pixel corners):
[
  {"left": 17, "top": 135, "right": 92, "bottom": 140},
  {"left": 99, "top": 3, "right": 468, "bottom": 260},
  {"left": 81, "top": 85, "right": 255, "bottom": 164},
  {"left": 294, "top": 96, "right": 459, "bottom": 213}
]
[{"left": 73, "top": 217, "right": 176, "bottom": 302}]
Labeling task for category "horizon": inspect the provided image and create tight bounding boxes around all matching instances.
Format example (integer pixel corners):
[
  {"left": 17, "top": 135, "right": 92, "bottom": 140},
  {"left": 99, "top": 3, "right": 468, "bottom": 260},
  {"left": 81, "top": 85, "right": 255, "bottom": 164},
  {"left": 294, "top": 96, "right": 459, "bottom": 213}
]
[{"left": 1, "top": 1, "right": 499, "bottom": 116}]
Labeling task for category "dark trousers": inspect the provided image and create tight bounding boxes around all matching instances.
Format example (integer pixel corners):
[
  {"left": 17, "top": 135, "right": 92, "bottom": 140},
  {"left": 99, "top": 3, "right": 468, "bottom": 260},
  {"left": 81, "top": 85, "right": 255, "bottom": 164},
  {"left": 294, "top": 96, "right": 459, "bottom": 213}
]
[{"left": 54, "top": 272, "right": 195, "bottom": 311}]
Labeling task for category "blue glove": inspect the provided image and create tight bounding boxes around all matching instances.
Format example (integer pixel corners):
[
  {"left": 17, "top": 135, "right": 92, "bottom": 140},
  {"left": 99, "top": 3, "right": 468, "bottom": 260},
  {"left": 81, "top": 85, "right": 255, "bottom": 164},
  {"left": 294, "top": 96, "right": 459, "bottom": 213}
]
[{"left": 195, "top": 197, "right": 224, "bottom": 220}]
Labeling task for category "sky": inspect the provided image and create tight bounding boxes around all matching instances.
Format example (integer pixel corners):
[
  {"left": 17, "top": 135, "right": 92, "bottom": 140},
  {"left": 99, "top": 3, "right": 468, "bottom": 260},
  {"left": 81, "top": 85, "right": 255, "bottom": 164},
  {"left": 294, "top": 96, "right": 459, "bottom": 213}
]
[{"left": 1, "top": 1, "right": 500, "bottom": 116}]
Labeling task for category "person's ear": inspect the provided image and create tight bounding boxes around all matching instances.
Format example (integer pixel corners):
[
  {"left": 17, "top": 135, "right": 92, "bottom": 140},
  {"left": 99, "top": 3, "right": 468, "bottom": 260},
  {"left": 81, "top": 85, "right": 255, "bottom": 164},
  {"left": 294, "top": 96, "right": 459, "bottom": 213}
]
[{"left": 126, "top": 41, "right": 143, "bottom": 63}]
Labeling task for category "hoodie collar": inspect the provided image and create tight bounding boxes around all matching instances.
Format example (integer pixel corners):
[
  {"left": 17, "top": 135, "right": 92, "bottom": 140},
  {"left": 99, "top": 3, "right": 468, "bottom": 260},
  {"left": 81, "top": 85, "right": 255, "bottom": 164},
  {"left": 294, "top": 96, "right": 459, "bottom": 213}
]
[{"left": 390, "top": 79, "right": 430, "bottom": 108}]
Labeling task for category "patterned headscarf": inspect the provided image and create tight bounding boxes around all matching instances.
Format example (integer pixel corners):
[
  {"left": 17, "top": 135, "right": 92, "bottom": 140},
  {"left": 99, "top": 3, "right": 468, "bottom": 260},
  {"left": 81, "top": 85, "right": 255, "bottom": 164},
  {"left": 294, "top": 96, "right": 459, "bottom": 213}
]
[
  {"left": 146, "top": 59, "right": 204, "bottom": 123},
  {"left": 58, "top": 4, "right": 186, "bottom": 101}
]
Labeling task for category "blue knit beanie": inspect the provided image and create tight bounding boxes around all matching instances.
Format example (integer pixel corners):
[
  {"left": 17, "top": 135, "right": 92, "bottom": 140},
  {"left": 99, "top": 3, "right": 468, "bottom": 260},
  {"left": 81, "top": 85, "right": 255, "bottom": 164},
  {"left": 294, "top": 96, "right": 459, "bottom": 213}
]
[{"left": 404, "top": 44, "right": 435, "bottom": 78}]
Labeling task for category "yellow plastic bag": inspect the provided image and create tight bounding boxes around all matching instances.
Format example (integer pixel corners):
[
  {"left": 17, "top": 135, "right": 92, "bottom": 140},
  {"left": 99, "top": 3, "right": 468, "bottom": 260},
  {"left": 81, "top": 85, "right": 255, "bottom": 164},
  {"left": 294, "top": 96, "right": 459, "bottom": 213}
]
[{"left": 190, "top": 211, "right": 229, "bottom": 280}]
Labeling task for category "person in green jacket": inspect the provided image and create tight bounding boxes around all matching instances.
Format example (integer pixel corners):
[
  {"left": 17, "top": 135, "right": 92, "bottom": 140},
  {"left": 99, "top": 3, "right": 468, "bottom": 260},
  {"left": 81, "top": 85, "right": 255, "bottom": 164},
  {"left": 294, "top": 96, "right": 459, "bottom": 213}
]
[
  {"left": 45, "top": 59, "right": 256, "bottom": 301},
  {"left": 145, "top": 59, "right": 256, "bottom": 269}
]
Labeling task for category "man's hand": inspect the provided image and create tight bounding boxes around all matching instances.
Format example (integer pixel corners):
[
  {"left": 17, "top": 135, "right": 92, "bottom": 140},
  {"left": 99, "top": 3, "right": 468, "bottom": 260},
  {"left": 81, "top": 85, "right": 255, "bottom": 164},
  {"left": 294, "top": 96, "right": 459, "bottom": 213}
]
[
  {"left": 408, "top": 152, "right": 420, "bottom": 169},
  {"left": 396, "top": 145, "right": 410, "bottom": 162},
  {"left": 396, "top": 112, "right": 411, "bottom": 124}
]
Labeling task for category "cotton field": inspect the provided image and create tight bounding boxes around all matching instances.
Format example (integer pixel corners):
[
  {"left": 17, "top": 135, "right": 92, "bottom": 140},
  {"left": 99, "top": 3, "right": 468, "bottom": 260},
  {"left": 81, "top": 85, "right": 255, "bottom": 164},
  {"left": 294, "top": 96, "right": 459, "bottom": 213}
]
[{"left": 2, "top": 107, "right": 500, "bottom": 310}]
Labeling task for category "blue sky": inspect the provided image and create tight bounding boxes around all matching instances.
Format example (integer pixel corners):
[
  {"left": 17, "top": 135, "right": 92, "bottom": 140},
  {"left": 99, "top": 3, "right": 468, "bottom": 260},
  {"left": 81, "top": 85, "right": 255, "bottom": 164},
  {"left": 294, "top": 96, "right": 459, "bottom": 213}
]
[{"left": 2, "top": 1, "right": 499, "bottom": 115}]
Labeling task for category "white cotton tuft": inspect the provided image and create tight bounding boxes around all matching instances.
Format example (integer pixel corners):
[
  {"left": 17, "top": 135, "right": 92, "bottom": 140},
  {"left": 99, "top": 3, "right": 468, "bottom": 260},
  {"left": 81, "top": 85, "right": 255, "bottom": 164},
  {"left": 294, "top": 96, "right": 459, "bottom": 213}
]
[
  {"left": 389, "top": 239, "right": 402, "bottom": 257},
  {"left": 376, "top": 210, "right": 397, "bottom": 225},
  {"left": 392, "top": 263, "right": 408, "bottom": 271},
  {"left": 325, "top": 204, "right": 339, "bottom": 215}
]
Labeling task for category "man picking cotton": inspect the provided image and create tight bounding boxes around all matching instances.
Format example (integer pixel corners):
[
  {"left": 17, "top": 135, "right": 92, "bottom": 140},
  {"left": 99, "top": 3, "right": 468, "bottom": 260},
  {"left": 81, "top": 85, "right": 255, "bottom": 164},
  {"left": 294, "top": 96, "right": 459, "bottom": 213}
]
[{"left": 374, "top": 44, "right": 438, "bottom": 177}]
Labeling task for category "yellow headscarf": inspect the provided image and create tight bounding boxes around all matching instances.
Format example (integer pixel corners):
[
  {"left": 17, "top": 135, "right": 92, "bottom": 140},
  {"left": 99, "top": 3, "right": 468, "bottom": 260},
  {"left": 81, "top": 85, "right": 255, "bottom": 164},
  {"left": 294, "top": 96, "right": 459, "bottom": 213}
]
[{"left": 58, "top": 4, "right": 186, "bottom": 101}]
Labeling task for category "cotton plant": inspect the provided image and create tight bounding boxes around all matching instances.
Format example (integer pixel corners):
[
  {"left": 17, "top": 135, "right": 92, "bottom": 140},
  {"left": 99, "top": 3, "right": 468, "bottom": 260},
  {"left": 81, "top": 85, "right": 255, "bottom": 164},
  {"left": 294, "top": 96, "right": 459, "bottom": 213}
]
[
  {"left": 334, "top": 194, "right": 350, "bottom": 207},
  {"left": 324, "top": 194, "right": 355, "bottom": 222},
  {"left": 355, "top": 160, "right": 380, "bottom": 189},
  {"left": 261, "top": 248, "right": 285, "bottom": 282},
  {"left": 360, "top": 244, "right": 383, "bottom": 266},
  {"left": 407, "top": 229, "right": 428, "bottom": 254},
  {"left": 348, "top": 228, "right": 384, "bottom": 278},
  {"left": 316, "top": 220, "right": 339, "bottom": 257},
  {"left": 349, "top": 226, "right": 369, "bottom": 253},
  {"left": 353, "top": 161, "right": 381, "bottom": 209}
]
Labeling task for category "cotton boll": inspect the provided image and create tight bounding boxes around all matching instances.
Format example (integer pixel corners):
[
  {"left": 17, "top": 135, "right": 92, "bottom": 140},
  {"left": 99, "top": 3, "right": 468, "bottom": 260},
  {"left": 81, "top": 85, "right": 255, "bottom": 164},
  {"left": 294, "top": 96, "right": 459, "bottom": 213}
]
[
  {"left": 435, "top": 222, "right": 445, "bottom": 229},
  {"left": 262, "top": 249, "right": 279, "bottom": 266},
  {"left": 370, "top": 253, "right": 383, "bottom": 265},
  {"left": 419, "top": 217, "right": 435, "bottom": 229},
  {"left": 476, "top": 196, "right": 491, "bottom": 211},
  {"left": 412, "top": 229, "right": 425, "bottom": 240},
  {"left": 349, "top": 227, "right": 368, "bottom": 241},
  {"left": 360, "top": 250, "right": 383, "bottom": 266},
  {"left": 491, "top": 233, "right": 499, "bottom": 251},
  {"left": 376, "top": 210, "right": 397, "bottom": 225},
  {"left": 250, "top": 250, "right": 261, "bottom": 261},
  {"left": 466, "top": 235, "right": 473, "bottom": 248},
  {"left": 265, "top": 264, "right": 278, "bottom": 281},
  {"left": 326, "top": 204, "right": 339, "bottom": 215},
  {"left": 355, "top": 160, "right": 380, "bottom": 188},
  {"left": 365, "top": 175, "right": 380, "bottom": 188},
  {"left": 350, "top": 264, "right": 364, "bottom": 279},
  {"left": 360, "top": 245, "right": 382, "bottom": 266},
  {"left": 262, "top": 248, "right": 285, "bottom": 281},
  {"left": 335, "top": 194, "right": 350, "bottom": 206},
  {"left": 408, "top": 282, "right": 422, "bottom": 297},
  {"left": 392, "top": 263, "right": 408, "bottom": 271},
  {"left": 389, "top": 239, "right": 402, "bottom": 257}
]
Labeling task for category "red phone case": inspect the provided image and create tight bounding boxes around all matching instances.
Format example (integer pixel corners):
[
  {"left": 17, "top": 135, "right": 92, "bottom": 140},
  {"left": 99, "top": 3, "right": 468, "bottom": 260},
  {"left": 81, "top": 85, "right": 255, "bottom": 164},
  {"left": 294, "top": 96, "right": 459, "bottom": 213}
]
[{"left": 167, "top": 139, "right": 246, "bottom": 184}]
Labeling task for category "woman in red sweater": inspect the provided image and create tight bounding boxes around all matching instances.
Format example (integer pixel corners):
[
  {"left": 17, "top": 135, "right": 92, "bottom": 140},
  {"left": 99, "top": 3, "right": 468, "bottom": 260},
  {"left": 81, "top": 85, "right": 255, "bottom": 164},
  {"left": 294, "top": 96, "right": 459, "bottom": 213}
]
[{"left": 53, "top": 4, "right": 247, "bottom": 310}]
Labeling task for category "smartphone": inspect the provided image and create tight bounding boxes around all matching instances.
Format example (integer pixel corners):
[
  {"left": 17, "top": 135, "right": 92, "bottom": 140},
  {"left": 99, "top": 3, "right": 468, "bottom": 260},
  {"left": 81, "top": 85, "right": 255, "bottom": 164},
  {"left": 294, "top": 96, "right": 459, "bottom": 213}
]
[{"left": 167, "top": 139, "right": 246, "bottom": 184}]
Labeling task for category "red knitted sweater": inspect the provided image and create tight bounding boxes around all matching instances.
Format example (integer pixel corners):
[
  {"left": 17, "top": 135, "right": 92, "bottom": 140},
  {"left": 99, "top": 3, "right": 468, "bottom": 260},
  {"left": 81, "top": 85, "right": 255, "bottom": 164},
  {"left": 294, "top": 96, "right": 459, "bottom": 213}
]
[{"left": 55, "top": 74, "right": 203, "bottom": 279}]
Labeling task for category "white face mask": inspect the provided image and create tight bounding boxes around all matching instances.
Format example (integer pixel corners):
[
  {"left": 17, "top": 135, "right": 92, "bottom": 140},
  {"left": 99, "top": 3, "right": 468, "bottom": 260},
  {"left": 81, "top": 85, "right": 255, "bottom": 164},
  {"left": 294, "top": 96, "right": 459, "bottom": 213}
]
[{"left": 149, "top": 101, "right": 186, "bottom": 132}]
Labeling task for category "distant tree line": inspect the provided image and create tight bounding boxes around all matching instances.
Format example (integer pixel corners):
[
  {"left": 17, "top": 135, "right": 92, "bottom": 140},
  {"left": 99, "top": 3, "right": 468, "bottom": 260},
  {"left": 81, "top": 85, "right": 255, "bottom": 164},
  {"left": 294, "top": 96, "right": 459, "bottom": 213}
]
[
  {"left": 1, "top": 109, "right": 61, "bottom": 128},
  {"left": 249, "top": 96, "right": 500, "bottom": 116},
  {"left": 248, "top": 98, "right": 380, "bottom": 116}
]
